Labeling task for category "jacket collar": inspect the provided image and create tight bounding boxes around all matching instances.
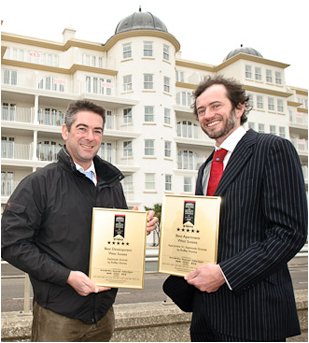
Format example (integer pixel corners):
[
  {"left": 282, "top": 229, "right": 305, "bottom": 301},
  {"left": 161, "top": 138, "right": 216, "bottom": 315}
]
[
  {"left": 215, "top": 129, "right": 257, "bottom": 196},
  {"left": 57, "top": 147, "right": 124, "bottom": 186}
]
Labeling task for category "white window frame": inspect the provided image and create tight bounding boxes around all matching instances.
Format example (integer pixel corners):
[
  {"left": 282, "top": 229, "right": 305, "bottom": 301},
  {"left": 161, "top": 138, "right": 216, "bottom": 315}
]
[
  {"left": 123, "top": 75, "right": 132, "bottom": 91},
  {"left": 145, "top": 173, "right": 155, "bottom": 190},
  {"left": 164, "top": 108, "right": 171, "bottom": 125},
  {"left": 123, "top": 108, "right": 133, "bottom": 124},
  {"left": 163, "top": 44, "right": 170, "bottom": 61},
  {"left": 266, "top": 69, "right": 273, "bottom": 83},
  {"left": 164, "top": 76, "right": 170, "bottom": 93},
  {"left": 123, "top": 43, "right": 132, "bottom": 59},
  {"left": 144, "top": 140, "right": 155, "bottom": 156},
  {"left": 123, "top": 141, "right": 133, "bottom": 157},
  {"left": 143, "top": 42, "right": 153, "bottom": 57},
  {"left": 144, "top": 106, "right": 154, "bottom": 122},
  {"left": 144, "top": 74, "right": 153, "bottom": 90},
  {"left": 165, "top": 174, "right": 172, "bottom": 191},
  {"left": 164, "top": 141, "right": 172, "bottom": 158}
]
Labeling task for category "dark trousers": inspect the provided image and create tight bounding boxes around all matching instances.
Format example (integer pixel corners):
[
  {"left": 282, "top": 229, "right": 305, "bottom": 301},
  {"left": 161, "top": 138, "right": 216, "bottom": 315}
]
[{"left": 31, "top": 301, "right": 115, "bottom": 342}]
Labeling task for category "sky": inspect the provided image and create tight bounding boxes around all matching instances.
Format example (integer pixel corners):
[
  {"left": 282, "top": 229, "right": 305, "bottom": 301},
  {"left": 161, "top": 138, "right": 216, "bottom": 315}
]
[{"left": 1, "top": 0, "right": 308, "bottom": 89}]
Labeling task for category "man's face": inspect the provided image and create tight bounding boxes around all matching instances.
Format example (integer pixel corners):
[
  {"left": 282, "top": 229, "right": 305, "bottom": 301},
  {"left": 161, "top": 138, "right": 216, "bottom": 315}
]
[
  {"left": 62, "top": 110, "right": 103, "bottom": 170},
  {"left": 196, "top": 84, "right": 244, "bottom": 146}
]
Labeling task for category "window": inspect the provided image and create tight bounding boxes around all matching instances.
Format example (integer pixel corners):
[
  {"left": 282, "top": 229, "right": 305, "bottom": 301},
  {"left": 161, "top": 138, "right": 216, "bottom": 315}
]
[
  {"left": 164, "top": 108, "right": 171, "bottom": 125},
  {"left": 98, "top": 142, "right": 112, "bottom": 163},
  {"left": 177, "top": 150, "right": 200, "bottom": 170},
  {"left": 38, "top": 108, "right": 65, "bottom": 126},
  {"left": 275, "top": 71, "right": 282, "bottom": 85},
  {"left": 176, "top": 70, "right": 185, "bottom": 82},
  {"left": 144, "top": 140, "right": 155, "bottom": 156},
  {"left": 258, "top": 124, "right": 265, "bottom": 133},
  {"left": 123, "top": 43, "right": 132, "bottom": 59},
  {"left": 266, "top": 69, "right": 273, "bottom": 83},
  {"left": 277, "top": 99, "right": 284, "bottom": 113},
  {"left": 257, "top": 95, "right": 264, "bottom": 109},
  {"left": 4, "top": 70, "right": 17, "bottom": 85},
  {"left": 123, "top": 141, "right": 133, "bottom": 157},
  {"left": 145, "top": 173, "right": 155, "bottom": 190},
  {"left": 177, "top": 121, "right": 199, "bottom": 138},
  {"left": 105, "top": 111, "right": 113, "bottom": 129},
  {"left": 1, "top": 171, "right": 14, "bottom": 197},
  {"left": 39, "top": 76, "right": 65, "bottom": 92},
  {"left": 2, "top": 103, "right": 16, "bottom": 121},
  {"left": 100, "top": 78, "right": 113, "bottom": 95},
  {"left": 255, "top": 67, "right": 262, "bottom": 81},
  {"left": 184, "top": 177, "right": 192, "bottom": 193},
  {"left": 270, "top": 125, "right": 276, "bottom": 135},
  {"left": 163, "top": 45, "right": 170, "bottom": 61},
  {"left": 144, "top": 74, "right": 153, "bottom": 90},
  {"left": 123, "top": 75, "right": 132, "bottom": 91},
  {"left": 268, "top": 97, "right": 275, "bottom": 111},
  {"left": 123, "top": 108, "right": 132, "bottom": 124},
  {"left": 144, "top": 42, "right": 153, "bottom": 57},
  {"left": 279, "top": 126, "right": 286, "bottom": 138},
  {"left": 123, "top": 174, "right": 133, "bottom": 192},
  {"left": 164, "top": 77, "right": 170, "bottom": 93},
  {"left": 248, "top": 122, "right": 255, "bottom": 130},
  {"left": 176, "top": 92, "right": 192, "bottom": 106},
  {"left": 144, "top": 106, "right": 154, "bottom": 122},
  {"left": 165, "top": 175, "right": 172, "bottom": 191},
  {"left": 1, "top": 136, "right": 15, "bottom": 158},
  {"left": 245, "top": 65, "right": 252, "bottom": 78},
  {"left": 165, "top": 141, "right": 172, "bottom": 158}
]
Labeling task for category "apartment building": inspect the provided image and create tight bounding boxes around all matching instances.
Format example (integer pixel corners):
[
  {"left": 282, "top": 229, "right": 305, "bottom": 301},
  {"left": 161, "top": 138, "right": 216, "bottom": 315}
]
[{"left": 1, "top": 10, "right": 308, "bottom": 220}]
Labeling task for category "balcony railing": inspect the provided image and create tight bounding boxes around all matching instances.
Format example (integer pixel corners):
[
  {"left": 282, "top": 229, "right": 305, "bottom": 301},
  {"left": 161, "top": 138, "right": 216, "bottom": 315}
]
[
  {"left": 1, "top": 143, "right": 33, "bottom": 160},
  {"left": 291, "top": 138, "right": 308, "bottom": 154},
  {"left": 1, "top": 180, "right": 20, "bottom": 197},
  {"left": 290, "top": 113, "right": 308, "bottom": 128},
  {"left": 1, "top": 106, "right": 33, "bottom": 123}
]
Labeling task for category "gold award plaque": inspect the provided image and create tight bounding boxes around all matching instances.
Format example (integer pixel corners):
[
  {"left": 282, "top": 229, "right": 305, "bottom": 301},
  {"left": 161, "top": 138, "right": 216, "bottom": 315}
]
[
  {"left": 89, "top": 208, "right": 147, "bottom": 289},
  {"left": 158, "top": 195, "right": 221, "bottom": 277}
]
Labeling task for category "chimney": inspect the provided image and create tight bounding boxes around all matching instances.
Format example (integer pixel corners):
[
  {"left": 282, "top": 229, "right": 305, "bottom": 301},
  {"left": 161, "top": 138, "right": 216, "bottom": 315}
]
[{"left": 62, "top": 28, "right": 76, "bottom": 43}]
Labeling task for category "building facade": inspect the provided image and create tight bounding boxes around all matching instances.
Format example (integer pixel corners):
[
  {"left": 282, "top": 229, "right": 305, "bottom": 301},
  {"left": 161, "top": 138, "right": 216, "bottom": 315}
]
[{"left": 1, "top": 10, "right": 308, "bottom": 222}]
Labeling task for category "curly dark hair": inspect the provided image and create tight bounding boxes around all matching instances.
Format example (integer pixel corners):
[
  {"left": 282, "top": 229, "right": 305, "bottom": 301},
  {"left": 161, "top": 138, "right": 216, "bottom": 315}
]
[{"left": 191, "top": 75, "right": 251, "bottom": 124}]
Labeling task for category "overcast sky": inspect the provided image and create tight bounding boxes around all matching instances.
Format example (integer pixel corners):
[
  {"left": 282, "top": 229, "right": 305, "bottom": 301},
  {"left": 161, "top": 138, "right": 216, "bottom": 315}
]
[{"left": 1, "top": 0, "right": 308, "bottom": 88}]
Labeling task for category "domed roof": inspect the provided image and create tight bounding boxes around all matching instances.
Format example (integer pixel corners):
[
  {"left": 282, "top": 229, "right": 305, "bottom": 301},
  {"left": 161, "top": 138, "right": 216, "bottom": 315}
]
[
  {"left": 223, "top": 45, "right": 263, "bottom": 62},
  {"left": 115, "top": 8, "right": 168, "bottom": 34}
]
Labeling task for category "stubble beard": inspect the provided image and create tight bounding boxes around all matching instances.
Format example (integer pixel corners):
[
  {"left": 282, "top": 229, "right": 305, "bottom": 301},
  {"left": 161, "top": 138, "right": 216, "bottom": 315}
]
[{"left": 201, "top": 109, "right": 237, "bottom": 141}]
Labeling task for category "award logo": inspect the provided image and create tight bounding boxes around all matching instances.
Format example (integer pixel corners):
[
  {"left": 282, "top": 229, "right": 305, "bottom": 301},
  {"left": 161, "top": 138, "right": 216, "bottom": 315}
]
[
  {"left": 114, "top": 215, "right": 126, "bottom": 239},
  {"left": 183, "top": 200, "right": 196, "bottom": 226}
]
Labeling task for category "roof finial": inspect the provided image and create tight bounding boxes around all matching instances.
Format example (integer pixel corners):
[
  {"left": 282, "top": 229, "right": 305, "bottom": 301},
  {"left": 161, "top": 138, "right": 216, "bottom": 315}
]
[
  {"left": 139, "top": 5, "right": 142, "bottom": 12},
  {"left": 240, "top": 44, "right": 243, "bottom": 47}
]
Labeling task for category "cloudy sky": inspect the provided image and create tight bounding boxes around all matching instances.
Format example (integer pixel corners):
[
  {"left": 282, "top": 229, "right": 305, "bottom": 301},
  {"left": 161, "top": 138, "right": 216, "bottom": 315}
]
[{"left": 1, "top": 0, "right": 308, "bottom": 88}]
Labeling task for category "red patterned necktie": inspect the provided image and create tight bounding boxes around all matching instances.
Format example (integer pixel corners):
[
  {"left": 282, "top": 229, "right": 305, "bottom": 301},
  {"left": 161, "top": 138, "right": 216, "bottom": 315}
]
[{"left": 207, "top": 149, "right": 228, "bottom": 196}]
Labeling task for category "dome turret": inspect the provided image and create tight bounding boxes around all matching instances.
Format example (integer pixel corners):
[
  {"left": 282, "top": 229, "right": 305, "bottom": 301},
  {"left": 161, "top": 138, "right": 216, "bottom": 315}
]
[
  {"left": 223, "top": 45, "right": 263, "bottom": 62},
  {"left": 115, "top": 7, "right": 168, "bottom": 34}
]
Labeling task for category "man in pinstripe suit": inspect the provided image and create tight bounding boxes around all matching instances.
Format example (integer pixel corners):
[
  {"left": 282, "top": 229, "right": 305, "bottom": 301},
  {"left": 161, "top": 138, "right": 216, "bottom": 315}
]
[{"left": 163, "top": 76, "right": 307, "bottom": 341}]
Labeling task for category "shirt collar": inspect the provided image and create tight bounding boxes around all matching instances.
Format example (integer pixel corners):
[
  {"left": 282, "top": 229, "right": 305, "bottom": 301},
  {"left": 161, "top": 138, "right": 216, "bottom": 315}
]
[
  {"left": 75, "top": 161, "right": 96, "bottom": 175},
  {"left": 216, "top": 126, "right": 247, "bottom": 153}
]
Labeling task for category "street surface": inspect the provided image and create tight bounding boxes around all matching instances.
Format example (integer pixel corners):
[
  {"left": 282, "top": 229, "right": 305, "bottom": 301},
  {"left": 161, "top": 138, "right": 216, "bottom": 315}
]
[{"left": 1, "top": 256, "right": 307, "bottom": 313}]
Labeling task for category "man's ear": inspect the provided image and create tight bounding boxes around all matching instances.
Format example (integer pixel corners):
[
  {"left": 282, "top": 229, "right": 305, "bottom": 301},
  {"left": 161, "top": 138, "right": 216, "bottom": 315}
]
[
  {"left": 62, "top": 124, "right": 69, "bottom": 141},
  {"left": 236, "top": 103, "right": 246, "bottom": 118}
]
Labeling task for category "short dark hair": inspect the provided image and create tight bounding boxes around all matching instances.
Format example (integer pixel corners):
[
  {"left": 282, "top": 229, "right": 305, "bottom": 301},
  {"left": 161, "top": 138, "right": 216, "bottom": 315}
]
[
  {"left": 192, "top": 75, "right": 251, "bottom": 124},
  {"left": 65, "top": 100, "right": 106, "bottom": 131}
]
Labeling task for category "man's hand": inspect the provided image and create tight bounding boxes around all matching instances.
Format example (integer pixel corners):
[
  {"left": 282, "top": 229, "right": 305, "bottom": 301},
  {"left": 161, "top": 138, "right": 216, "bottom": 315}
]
[
  {"left": 67, "top": 271, "right": 111, "bottom": 296},
  {"left": 133, "top": 206, "right": 159, "bottom": 235},
  {"left": 184, "top": 263, "right": 225, "bottom": 293}
]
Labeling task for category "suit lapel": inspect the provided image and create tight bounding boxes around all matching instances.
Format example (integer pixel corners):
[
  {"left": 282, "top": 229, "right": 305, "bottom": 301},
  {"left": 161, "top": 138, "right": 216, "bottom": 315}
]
[{"left": 215, "top": 129, "right": 257, "bottom": 196}]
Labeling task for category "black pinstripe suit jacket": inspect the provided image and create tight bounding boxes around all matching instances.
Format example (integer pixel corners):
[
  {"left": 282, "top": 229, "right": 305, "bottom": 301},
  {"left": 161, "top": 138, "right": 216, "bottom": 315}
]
[{"left": 163, "top": 129, "right": 308, "bottom": 341}]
